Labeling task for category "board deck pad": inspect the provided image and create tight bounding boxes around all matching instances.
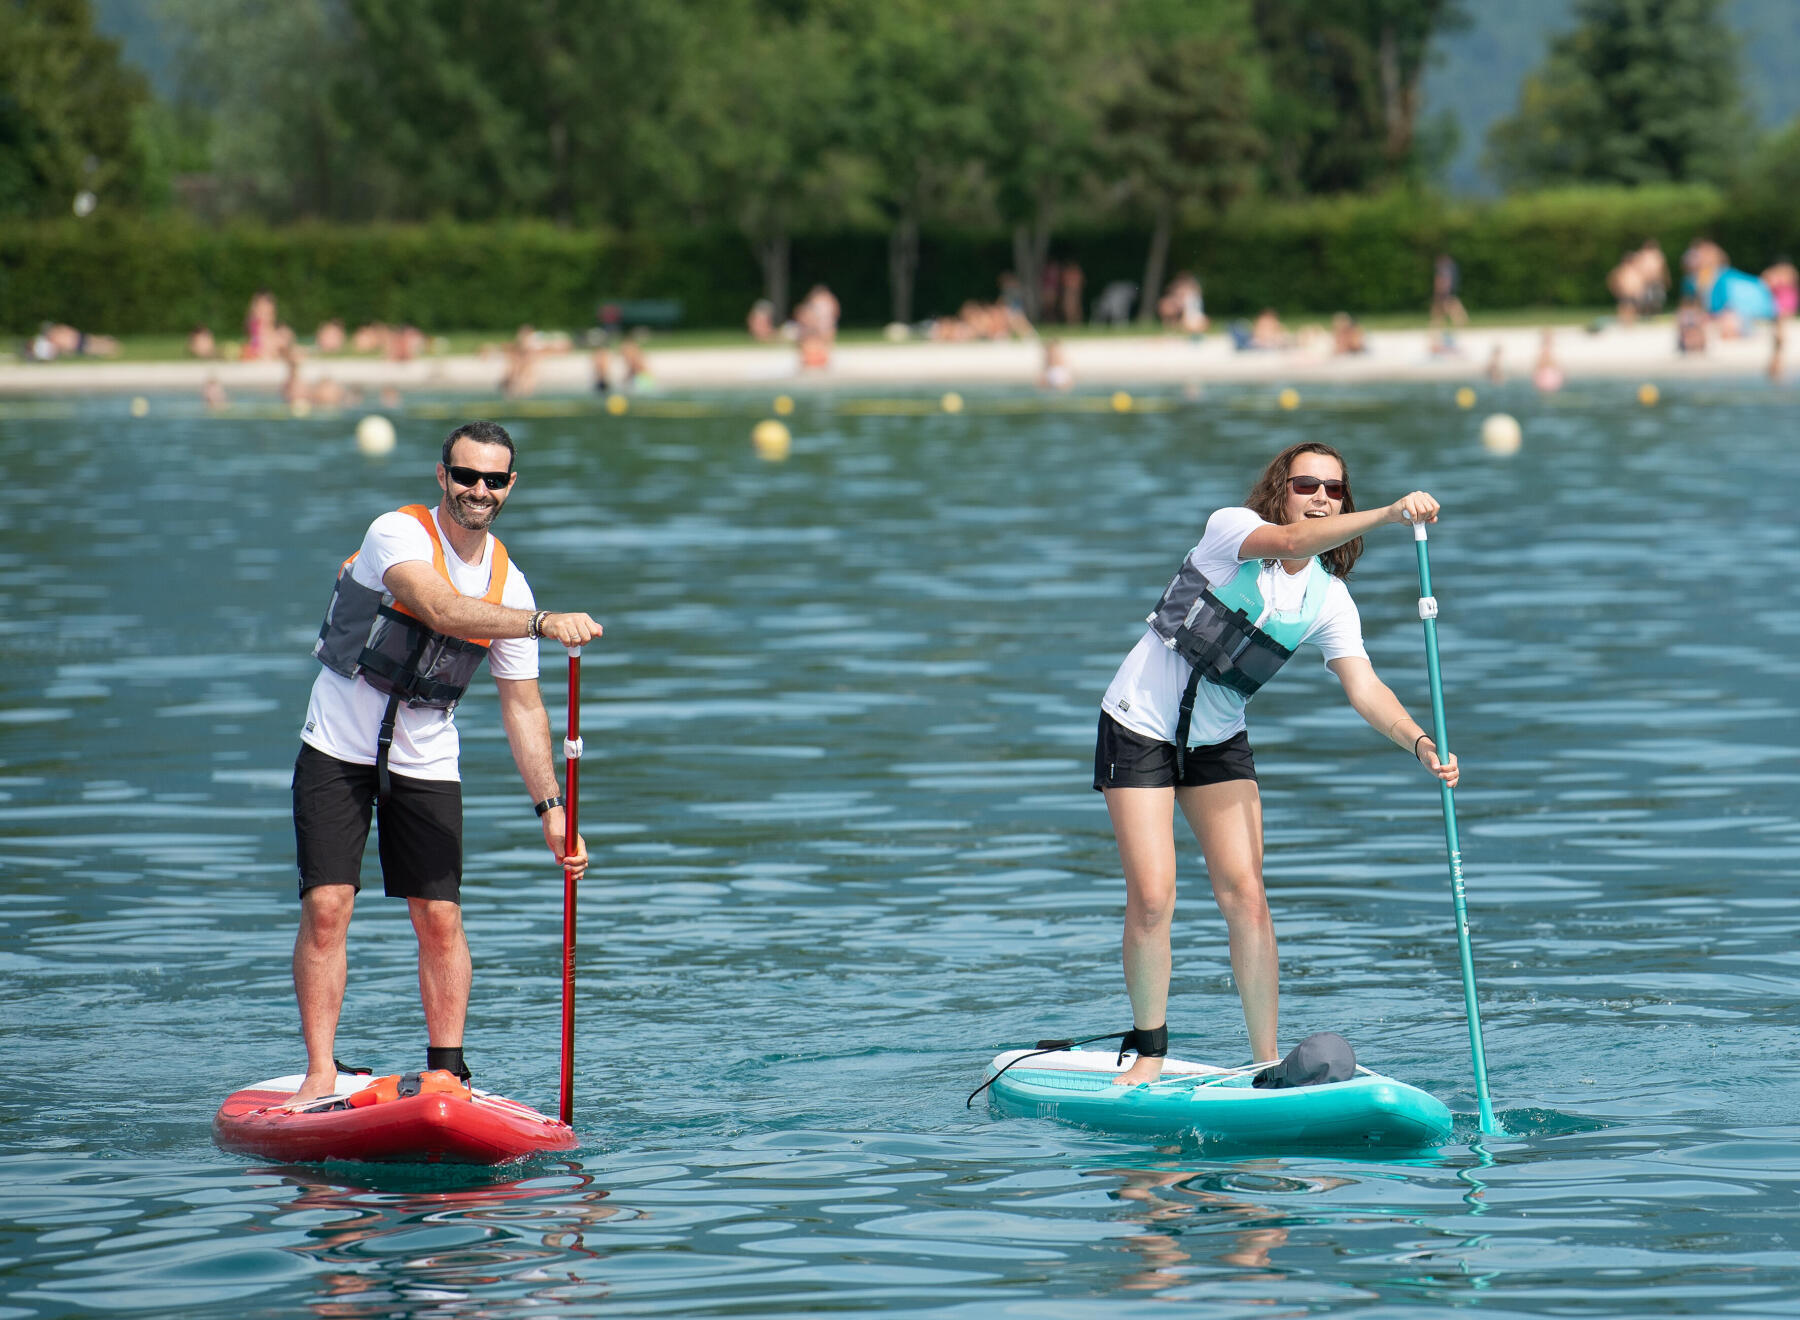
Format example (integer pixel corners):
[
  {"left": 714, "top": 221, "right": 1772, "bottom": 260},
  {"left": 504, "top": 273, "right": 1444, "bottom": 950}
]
[{"left": 983, "top": 1048, "right": 1453, "bottom": 1148}]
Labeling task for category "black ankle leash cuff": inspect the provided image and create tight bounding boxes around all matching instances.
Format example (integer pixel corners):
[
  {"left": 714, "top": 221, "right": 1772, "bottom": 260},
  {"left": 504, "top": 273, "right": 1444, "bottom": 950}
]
[
  {"left": 1117, "top": 1024, "right": 1168, "bottom": 1064},
  {"left": 426, "top": 1046, "right": 471, "bottom": 1082}
]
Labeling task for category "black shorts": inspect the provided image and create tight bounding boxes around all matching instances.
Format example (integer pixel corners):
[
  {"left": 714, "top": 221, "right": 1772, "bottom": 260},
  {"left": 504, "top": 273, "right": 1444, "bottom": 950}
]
[
  {"left": 1092, "top": 711, "right": 1257, "bottom": 791},
  {"left": 292, "top": 743, "right": 463, "bottom": 902}
]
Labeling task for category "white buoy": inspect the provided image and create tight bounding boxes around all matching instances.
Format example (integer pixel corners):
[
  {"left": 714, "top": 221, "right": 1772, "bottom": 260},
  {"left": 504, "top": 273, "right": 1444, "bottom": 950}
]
[
  {"left": 752, "top": 418, "right": 791, "bottom": 461},
  {"left": 355, "top": 414, "right": 396, "bottom": 457},
  {"left": 1480, "top": 413, "right": 1522, "bottom": 457}
]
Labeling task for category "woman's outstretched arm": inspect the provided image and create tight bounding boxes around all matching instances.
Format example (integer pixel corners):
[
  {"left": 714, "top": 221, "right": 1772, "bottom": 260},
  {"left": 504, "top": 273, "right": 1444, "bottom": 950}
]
[
  {"left": 1238, "top": 491, "right": 1440, "bottom": 561},
  {"left": 1328, "top": 656, "right": 1459, "bottom": 787}
]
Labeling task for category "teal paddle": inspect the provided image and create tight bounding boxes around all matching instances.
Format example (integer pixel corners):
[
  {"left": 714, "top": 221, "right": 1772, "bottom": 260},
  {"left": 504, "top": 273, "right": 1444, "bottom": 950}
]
[{"left": 1410, "top": 516, "right": 1498, "bottom": 1136}]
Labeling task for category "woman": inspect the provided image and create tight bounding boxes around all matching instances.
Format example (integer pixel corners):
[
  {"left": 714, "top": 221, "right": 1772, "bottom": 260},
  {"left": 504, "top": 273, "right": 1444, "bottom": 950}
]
[{"left": 1095, "top": 443, "right": 1458, "bottom": 1085}]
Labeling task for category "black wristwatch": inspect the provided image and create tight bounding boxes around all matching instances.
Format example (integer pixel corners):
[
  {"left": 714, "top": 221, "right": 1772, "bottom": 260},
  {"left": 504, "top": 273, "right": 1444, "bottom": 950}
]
[{"left": 534, "top": 794, "right": 565, "bottom": 817}]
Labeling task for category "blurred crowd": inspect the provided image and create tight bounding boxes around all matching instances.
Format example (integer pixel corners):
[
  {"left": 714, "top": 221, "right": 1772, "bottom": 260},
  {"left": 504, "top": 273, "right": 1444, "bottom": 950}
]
[{"left": 16, "top": 236, "right": 1795, "bottom": 402}]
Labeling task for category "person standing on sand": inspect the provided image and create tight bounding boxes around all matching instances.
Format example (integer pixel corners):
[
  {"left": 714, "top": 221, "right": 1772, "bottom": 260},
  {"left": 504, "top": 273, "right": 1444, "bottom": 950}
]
[
  {"left": 1430, "top": 254, "right": 1467, "bottom": 329},
  {"left": 1094, "top": 443, "right": 1458, "bottom": 1083},
  {"left": 1533, "top": 328, "right": 1564, "bottom": 392},
  {"left": 287, "top": 421, "right": 602, "bottom": 1107}
]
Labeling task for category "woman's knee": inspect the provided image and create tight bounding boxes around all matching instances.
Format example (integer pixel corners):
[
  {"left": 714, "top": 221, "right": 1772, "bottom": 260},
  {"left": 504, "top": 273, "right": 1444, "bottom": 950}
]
[
  {"left": 1210, "top": 871, "right": 1270, "bottom": 924},
  {"left": 1125, "top": 878, "right": 1177, "bottom": 930}
]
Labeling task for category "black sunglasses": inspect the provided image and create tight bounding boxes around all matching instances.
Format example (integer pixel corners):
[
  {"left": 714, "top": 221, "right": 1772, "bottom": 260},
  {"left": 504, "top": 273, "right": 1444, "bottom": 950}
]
[
  {"left": 1287, "top": 474, "right": 1347, "bottom": 499},
  {"left": 446, "top": 465, "right": 514, "bottom": 491}
]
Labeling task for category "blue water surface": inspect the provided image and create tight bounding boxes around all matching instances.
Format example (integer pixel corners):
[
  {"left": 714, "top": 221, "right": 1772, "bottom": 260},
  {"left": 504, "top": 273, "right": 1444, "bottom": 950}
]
[{"left": 1, "top": 383, "right": 1796, "bottom": 1317}]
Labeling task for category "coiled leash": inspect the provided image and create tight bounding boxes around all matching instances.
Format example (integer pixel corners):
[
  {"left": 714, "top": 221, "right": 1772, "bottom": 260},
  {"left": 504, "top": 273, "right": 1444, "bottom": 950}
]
[{"left": 965, "top": 1025, "right": 1168, "bottom": 1108}]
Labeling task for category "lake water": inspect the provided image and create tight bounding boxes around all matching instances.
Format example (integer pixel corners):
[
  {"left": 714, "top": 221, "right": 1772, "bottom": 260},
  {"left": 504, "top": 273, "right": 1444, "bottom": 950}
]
[{"left": 2, "top": 383, "right": 1796, "bottom": 1317}]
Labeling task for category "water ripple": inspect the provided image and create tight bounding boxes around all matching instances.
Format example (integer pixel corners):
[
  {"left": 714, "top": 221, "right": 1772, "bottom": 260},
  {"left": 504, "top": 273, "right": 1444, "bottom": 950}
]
[{"left": 1, "top": 388, "right": 1796, "bottom": 1316}]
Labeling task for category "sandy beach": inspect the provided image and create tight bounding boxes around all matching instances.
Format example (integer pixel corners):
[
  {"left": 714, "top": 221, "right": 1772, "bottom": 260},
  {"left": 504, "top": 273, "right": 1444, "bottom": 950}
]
[{"left": 0, "top": 320, "right": 1782, "bottom": 397}]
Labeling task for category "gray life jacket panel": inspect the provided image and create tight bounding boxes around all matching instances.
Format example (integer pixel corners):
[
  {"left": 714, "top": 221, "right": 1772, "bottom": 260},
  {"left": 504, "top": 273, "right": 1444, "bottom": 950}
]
[
  {"left": 312, "top": 503, "right": 510, "bottom": 712},
  {"left": 1146, "top": 553, "right": 1331, "bottom": 699}
]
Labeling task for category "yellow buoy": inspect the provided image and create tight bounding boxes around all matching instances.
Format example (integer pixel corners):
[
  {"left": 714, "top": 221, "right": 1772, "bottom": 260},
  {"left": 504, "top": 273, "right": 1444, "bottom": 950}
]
[
  {"left": 355, "top": 414, "right": 396, "bottom": 457},
  {"left": 773, "top": 394, "right": 795, "bottom": 417},
  {"left": 751, "top": 418, "right": 791, "bottom": 461},
  {"left": 1480, "top": 413, "right": 1522, "bottom": 456},
  {"left": 1111, "top": 391, "right": 1133, "bottom": 413},
  {"left": 1637, "top": 383, "right": 1660, "bottom": 407},
  {"left": 1277, "top": 388, "right": 1300, "bottom": 411},
  {"left": 941, "top": 392, "right": 964, "bottom": 414},
  {"left": 290, "top": 398, "right": 313, "bottom": 418},
  {"left": 605, "top": 393, "right": 629, "bottom": 416},
  {"left": 1455, "top": 387, "right": 1477, "bottom": 409},
  {"left": 129, "top": 396, "right": 149, "bottom": 418}
]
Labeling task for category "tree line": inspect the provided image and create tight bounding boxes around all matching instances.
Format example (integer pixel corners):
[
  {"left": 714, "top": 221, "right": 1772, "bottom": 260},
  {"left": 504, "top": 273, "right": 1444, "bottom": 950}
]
[{"left": 4, "top": 0, "right": 1791, "bottom": 325}]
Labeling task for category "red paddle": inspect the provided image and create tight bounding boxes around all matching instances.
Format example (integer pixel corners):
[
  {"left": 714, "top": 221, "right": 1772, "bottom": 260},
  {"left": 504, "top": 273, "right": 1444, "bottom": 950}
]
[{"left": 559, "top": 646, "right": 582, "bottom": 1126}]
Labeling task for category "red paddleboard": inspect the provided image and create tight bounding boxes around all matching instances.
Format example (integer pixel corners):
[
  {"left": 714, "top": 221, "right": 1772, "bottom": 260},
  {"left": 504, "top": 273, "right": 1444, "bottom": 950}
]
[{"left": 213, "top": 1069, "right": 577, "bottom": 1165}]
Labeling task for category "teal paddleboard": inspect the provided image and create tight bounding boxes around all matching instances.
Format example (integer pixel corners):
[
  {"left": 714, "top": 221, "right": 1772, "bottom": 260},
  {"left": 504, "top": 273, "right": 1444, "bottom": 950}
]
[{"left": 984, "top": 1048, "right": 1453, "bottom": 1149}]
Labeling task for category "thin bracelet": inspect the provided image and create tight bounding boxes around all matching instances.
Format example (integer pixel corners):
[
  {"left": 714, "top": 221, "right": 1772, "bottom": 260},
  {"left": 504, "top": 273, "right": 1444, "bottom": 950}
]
[
  {"left": 1412, "top": 733, "right": 1430, "bottom": 760},
  {"left": 527, "top": 609, "right": 548, "bottom": 639}
]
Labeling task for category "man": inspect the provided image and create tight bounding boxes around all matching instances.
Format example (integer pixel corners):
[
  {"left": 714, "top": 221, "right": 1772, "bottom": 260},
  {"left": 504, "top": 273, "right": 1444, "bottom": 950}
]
[{"left": 288, "top": 420, "right": 602, "bottom": 1107}]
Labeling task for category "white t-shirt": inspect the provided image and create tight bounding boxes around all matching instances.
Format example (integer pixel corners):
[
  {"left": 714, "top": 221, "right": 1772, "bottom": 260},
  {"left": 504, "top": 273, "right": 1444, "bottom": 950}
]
[
  {"left": 301, "top": 506, "right": 538, "bottom": 781},
  {"left": 1101, "top": 506, "right": 1367, "bottom": 747}
]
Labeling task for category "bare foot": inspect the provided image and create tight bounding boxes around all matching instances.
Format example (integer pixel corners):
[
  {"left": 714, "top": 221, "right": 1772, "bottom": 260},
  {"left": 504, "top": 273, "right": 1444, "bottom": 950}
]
[
  {"left": 281, "top": 1071, "right": 342, "bottom": 1110},
  {"left": 1112, "top": 1056, "right": 1166, "bottom": 1087}
]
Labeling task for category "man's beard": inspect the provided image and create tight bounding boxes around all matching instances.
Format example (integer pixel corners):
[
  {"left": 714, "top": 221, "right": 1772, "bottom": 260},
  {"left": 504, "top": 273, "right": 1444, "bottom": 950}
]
[{"left": 447, "top": 490, "right": 502, "bottom": 530}]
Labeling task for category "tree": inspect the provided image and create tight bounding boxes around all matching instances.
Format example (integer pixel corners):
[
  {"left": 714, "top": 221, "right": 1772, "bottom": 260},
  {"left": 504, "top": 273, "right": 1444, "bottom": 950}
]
[
  {"left": 0, "top": 0, "right": 150, "bottom": 218},
  {"left": 159, "top": 0, "right": 692, "bottom": 224},
  {"left": 159, "top": 0, "right": 368, "bottom": 219},
  {"left": 840, "top": 0, "right": 992, "bottom": 323},
  {"left": 341, "top": 0, "right": 690, "bottom": 226},
  {"left": 1486, "top": 0, "right": 1749, "bottom": 189},
  {"left": 1252, "top": 0, "right": 1469, "bottom": 195},
  {"left": 1739, "top": 114, "right": 1800, "bottom": 212},
  {"left": 665, "top": 2, "right": 865, "bottom": 315},
  {"left": 1103, "top": 0, "right": 1265, "bottom": 321},
  {"left": 968, "top": 0, "right": 1110, "bottom": 321}
]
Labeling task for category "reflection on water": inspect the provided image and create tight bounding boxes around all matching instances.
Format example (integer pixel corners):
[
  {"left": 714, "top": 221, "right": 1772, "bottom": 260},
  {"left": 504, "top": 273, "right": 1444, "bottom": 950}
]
[
  {"left": 2, "top": 385, "right": 1797, "bottom": 1316},
  {"left": 272, "top": 1166, "right": 622, "bottom": 1317}
]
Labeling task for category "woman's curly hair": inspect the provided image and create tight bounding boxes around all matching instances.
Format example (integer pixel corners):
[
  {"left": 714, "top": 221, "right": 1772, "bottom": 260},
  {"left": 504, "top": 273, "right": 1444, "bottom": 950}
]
[{"left": 1242, "top": 442, "right": 1361, "bottom": 579}]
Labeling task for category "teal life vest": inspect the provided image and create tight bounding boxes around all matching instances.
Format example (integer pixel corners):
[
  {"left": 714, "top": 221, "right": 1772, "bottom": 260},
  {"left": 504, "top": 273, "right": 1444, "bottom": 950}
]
[
  {"left": 1146, "top": 554, "right": 1332, "bottom": 764},
  {"left": 1148, "top": 555, "right": 1332, "bottom": 698}
]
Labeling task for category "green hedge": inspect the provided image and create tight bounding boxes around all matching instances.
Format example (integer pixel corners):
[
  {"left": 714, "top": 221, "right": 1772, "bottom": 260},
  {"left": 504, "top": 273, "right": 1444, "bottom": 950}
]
[
  {"left": 0, "top": 220, "right": 757, "bottom": 336},
  {"left": 4, "top": 187, "right": 1796, "bottom": 336}
]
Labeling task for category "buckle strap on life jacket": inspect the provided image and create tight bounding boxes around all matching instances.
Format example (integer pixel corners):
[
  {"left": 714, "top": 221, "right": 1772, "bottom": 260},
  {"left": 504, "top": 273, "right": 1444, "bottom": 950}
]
[
  {"left": 375, "top": 691, "right": 403, "bottom": 806},
  {"left": 374, "top": 615, "right": 435, "bottom": 804},
  {"left": 1174, "top": 667, "right": 1204, "bottom": 779}
]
